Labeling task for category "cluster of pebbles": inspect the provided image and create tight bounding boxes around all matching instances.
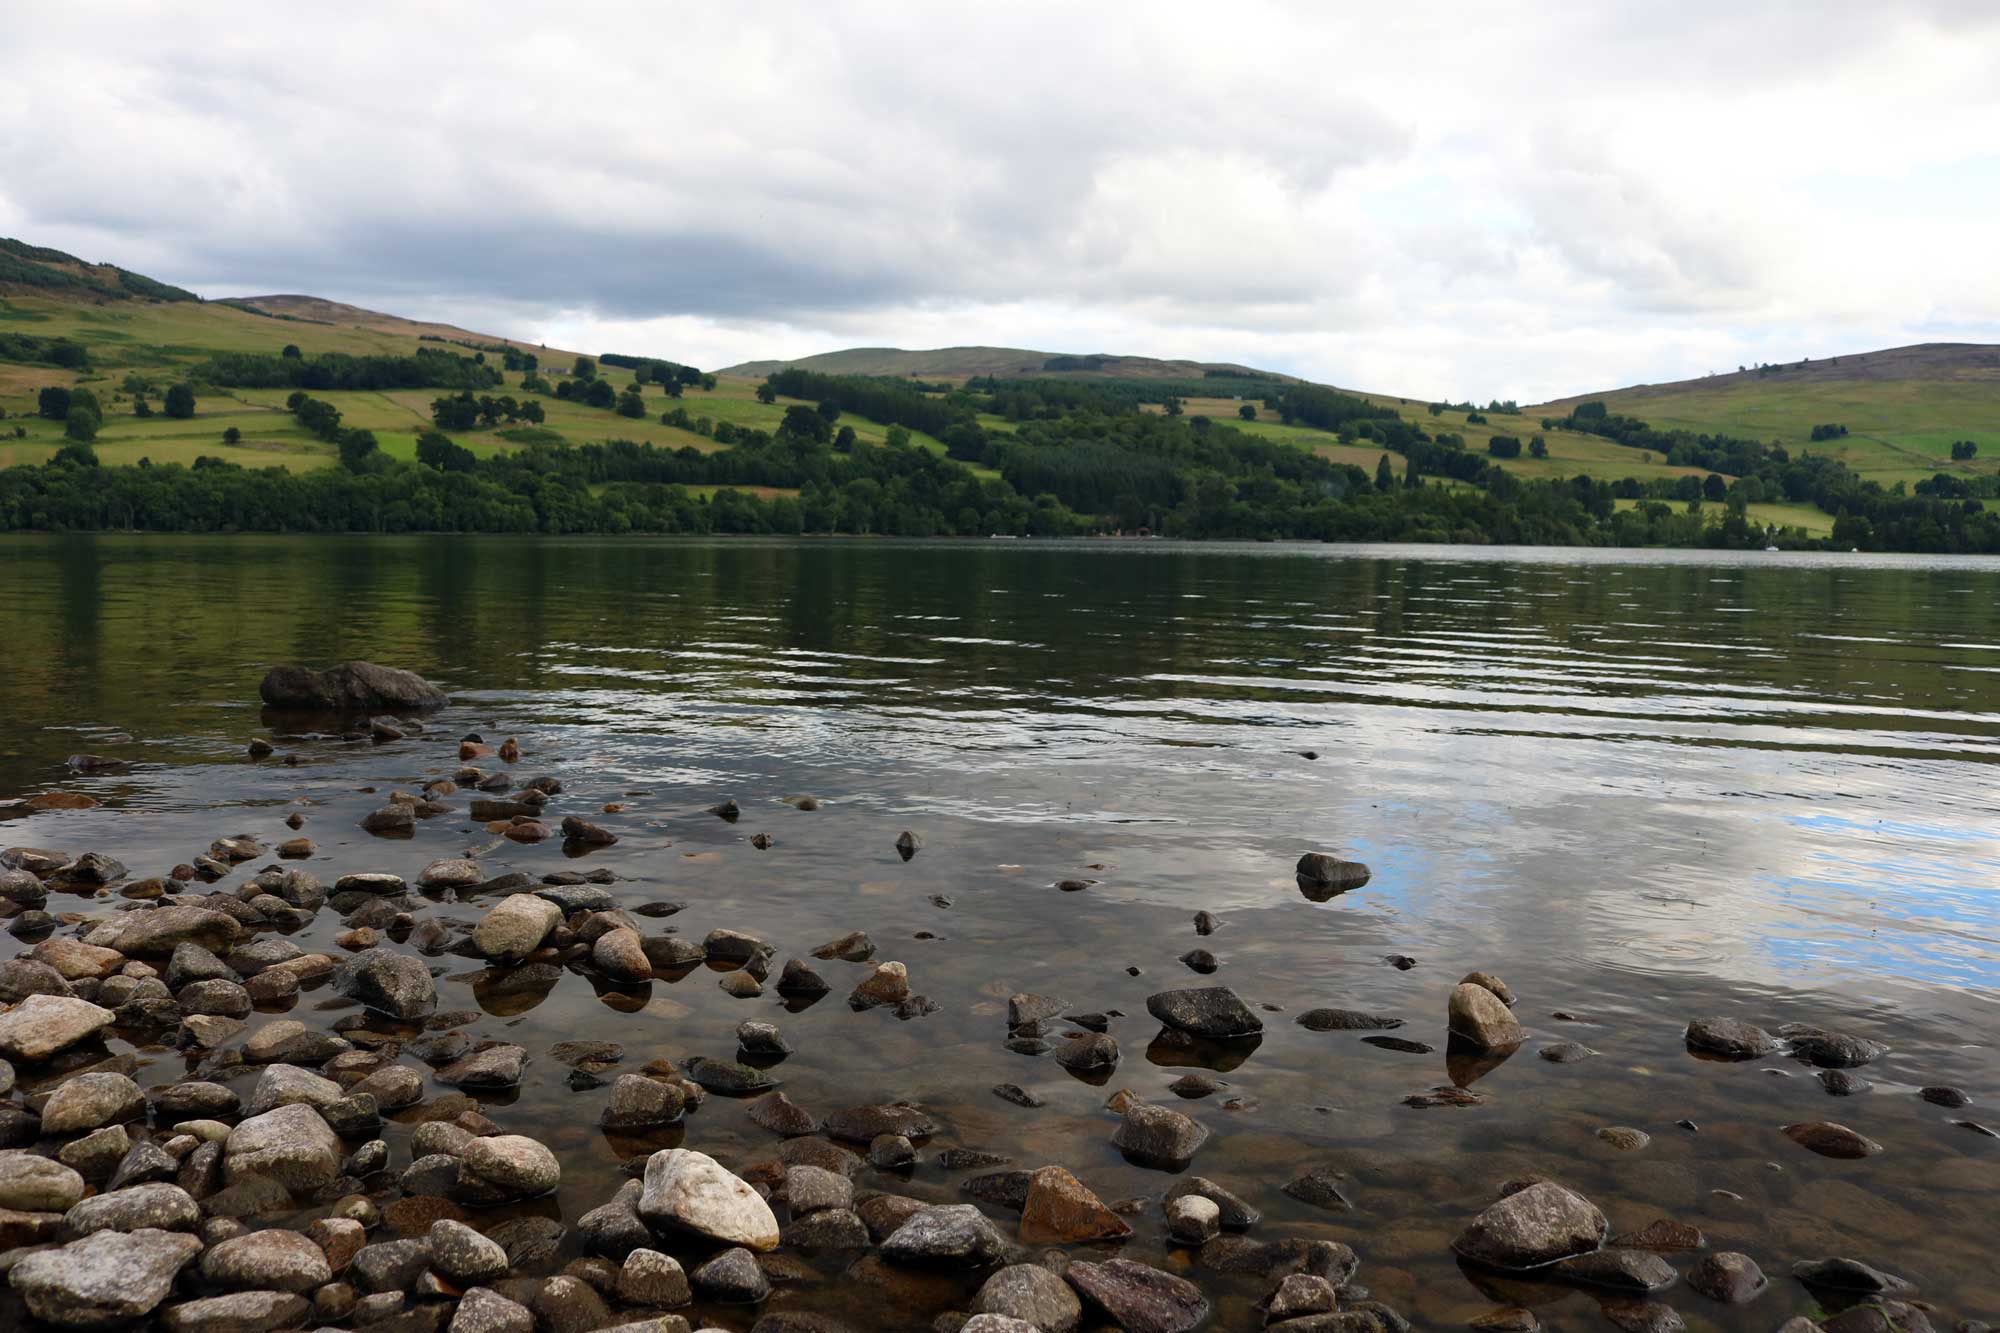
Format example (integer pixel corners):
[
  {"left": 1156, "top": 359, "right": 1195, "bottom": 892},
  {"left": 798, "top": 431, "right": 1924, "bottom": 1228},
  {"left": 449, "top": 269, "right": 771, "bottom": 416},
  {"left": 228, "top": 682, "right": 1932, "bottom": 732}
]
[{"left": 0, "top": 670, "right": 1986, "bottom": 1332}]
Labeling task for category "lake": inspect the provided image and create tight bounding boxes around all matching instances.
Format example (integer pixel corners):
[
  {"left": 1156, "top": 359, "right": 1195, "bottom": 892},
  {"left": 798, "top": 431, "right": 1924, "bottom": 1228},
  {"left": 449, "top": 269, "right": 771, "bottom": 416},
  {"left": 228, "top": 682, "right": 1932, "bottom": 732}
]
[{"left": 1, "top": 534, "right": 1996, "bottom": 1330}]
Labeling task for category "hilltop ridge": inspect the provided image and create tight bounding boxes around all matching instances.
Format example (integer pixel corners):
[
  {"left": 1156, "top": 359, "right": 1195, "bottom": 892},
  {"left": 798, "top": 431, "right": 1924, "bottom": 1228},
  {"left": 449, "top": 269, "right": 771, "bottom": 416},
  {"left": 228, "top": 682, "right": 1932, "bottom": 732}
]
[{"left": 719, "top": 344, "right": 1292, "bottom": 382}]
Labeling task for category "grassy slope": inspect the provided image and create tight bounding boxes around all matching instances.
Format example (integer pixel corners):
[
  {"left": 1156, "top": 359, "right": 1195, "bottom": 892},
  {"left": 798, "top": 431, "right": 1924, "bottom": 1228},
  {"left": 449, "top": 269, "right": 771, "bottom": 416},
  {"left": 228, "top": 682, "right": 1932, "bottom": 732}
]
[
  {"left": 0, "top": 294, "right": 967, "bottom": 476},
  {"left": 6, "top": 270, "right": 1993, "bottom": 518},
  {"left": 1530, "top": 345, "right": 2000, "bottom": 488}
]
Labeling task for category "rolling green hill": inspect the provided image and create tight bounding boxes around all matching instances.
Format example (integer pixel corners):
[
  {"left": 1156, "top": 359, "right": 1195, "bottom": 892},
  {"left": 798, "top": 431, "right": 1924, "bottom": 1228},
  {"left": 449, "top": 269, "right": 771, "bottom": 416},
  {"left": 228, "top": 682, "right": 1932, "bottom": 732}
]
[
  {"left": 1530, "top": 343, "right": 2000, "bottom": 488},
  {"left": 3, "top": 235, "right": 1998, "bottom": 550}
]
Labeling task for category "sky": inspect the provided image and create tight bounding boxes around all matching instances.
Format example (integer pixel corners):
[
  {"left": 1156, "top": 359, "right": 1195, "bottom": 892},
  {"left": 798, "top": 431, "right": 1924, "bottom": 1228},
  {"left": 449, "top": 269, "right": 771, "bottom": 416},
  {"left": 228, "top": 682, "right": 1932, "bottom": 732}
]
[{"left": 3, "top": 1, "right": 1997, "bottom": 402}]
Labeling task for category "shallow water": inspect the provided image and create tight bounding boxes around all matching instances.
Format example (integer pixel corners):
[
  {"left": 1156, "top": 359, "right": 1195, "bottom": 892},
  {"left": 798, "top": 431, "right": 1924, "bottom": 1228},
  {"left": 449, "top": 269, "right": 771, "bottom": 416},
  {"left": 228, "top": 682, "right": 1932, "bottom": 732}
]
[{"left": 1, "top": 534, "right": 1996, "bottom": 1330}]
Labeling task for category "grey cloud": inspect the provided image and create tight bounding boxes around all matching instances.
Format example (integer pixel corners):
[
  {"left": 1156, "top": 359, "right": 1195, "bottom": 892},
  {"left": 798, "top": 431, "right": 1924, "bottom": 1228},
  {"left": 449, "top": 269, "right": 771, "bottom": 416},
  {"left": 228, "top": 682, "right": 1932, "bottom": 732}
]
[{"left": 0, "top": 1, "right": 1994, "bottom": 397}]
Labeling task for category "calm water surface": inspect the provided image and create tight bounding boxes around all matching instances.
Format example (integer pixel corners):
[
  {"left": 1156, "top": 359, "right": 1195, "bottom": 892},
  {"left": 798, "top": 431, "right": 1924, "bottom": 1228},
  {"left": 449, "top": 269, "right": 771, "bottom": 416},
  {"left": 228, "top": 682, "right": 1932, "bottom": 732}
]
[{"left": 1, "top": 535, "right": 1996, "bottom": 1330}]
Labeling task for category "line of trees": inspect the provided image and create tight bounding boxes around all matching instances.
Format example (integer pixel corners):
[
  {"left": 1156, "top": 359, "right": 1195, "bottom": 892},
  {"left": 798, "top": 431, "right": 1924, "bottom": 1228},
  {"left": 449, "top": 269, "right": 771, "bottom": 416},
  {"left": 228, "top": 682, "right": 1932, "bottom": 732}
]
[{"left": 197, "top": 349, "right": 503, "bottom": 392}]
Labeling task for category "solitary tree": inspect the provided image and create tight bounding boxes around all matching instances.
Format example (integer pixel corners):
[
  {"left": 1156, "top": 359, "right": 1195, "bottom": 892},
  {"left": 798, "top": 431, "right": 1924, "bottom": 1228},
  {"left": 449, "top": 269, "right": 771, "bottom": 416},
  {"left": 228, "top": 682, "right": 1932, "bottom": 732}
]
[
  {"left": 1238, "top": 404, "right": 1256, "bottom": 421},
  {"left": 222, "top": 426, "right": 242, "bottom": 444},
  {"left": 37, "top": 386, "right": 71, "bottom": 420},
  {"left": 755, "top": 382, "right": 777, "bottom": 404},
  {"left": 64, "top": 404, "right": 100, "bottom": 442},
  {"left": 572, "top": 356, "right": 597, "bottom": 381},
  {"left": 1374, "top": 454, "right": 1395, "bottom": 491},
  {"left": 163, "top": 383, "right": 196, "bottom": 419},
  {"left": 281, "top": 344, "right": 302, "bottom": 359}
]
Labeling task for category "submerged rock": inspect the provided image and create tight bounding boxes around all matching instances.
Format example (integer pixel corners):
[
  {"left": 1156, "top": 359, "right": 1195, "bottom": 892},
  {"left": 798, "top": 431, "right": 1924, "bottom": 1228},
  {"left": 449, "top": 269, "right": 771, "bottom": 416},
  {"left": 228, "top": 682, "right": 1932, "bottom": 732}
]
[
  {"left": 1782, "top": 1121, "right": 1883, "bottom": 1159},
  {"left": 1296, "top": 1007, "right": 1402, "bottom": 1032},
  {"left": 1686, "top": 1251, "right": 1767, "bottom": 1302}
]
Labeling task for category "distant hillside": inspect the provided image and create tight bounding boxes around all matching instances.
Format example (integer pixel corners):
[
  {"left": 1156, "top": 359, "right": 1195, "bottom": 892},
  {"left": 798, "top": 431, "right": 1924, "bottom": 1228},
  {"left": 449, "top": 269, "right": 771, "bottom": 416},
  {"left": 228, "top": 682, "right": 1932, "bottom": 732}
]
[
  {"left": 221, "top": 294, "right": 583, "bottom": 364},
  {"left": 0, "top": 237, "right": 199, "bottom": 303},
  {"left": 1528, "top": 342, "right": 2000, "bottom": 485},
  {"left": 719, "top": 344, "right": 1291, "bottom": 382}
]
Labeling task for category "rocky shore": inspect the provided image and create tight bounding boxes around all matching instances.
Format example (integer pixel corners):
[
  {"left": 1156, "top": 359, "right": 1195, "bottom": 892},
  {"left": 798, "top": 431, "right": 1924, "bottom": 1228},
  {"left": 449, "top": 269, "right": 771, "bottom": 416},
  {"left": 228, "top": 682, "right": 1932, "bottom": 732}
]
[{"left": 0, "top": 666, "right": 1986, "bottom": 1332}]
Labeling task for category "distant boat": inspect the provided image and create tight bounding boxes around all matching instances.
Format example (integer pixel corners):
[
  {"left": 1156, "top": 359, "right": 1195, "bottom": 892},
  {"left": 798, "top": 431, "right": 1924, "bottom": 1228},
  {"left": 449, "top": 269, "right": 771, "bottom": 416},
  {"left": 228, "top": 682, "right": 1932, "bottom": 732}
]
[
  {"left": 990, "top": 533, "right": 1019, "bottom": 540},
  {"left": 1764, "top": 544, "right": 1780, "bottom": 552}
]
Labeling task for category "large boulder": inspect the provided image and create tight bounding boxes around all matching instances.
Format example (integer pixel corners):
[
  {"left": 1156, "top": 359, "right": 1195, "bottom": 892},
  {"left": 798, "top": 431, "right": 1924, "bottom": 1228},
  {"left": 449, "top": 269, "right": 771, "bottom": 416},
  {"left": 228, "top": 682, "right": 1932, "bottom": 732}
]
[
  {"left": 334, "top": 948, "right": 438, "bottom": 1021},
  {"left": 472, "top": 896, "right": 562, "bottom": 962},
  {"left": 0, "top": 1151, "right": 86, "bottom": 1211},
  {"left": 104, "top": 906, "right": 243, "bottom": 959},
  {"left": 637, "top": 1148, "right": 780, "bottom": 1251},
  {"left": 454, "top": 1135, "right": 561, "bottom": 1203},
  {"left": 1448, "top": 981, "right": 1525, "bottom": 1049},
  {"left": 259, "top": 662, "right": 447, "bottom": 712},
  {"left": 200, "top": 1228, "right": 333, "bottom": 1292},
  {"left": 1452, "top": 1181, "right": 1607, "bottom": 1270},
  {"left": 880, "top": 1203, "right": 1009, "bottom": 1268},
  {"left": 9, "top": 1227, "right": 204, "bottom": 1328},
  {"left": 222, "top": 1103, "right": 343, "bottom": 1192},
  {"left": 0, "top": 994, "right": 115, "bottom": 1063},
  {"left": 40, "top": 1072, "right": 145, "bottom": 1134}
]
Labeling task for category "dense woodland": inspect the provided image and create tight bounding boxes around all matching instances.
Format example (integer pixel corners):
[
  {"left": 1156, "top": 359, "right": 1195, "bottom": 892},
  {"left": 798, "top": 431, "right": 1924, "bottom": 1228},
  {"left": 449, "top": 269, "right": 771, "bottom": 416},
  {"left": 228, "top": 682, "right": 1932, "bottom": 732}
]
[{"left": 3, "top": 351, "right": 1998, "bottom": 551}]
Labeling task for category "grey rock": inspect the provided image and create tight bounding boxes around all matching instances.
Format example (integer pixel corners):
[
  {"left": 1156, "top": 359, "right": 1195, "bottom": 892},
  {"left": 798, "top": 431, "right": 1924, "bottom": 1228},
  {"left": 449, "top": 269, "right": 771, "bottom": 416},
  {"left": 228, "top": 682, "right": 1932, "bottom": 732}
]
[
  {"left": 454, "top": 1134, "right": 560, "bottom": 1203},
  {"left": 334, "top": 949, "right": 437, "bottom": 1021},
  {"left": 974, "top": 1263, "right": 1083, "bottom": 1333},
  {"left": 259, "top": 662, "right": 447, "bottom": 711},
  {"left": 617, "top": 1248, "right": 692, "bottom": 1307},
  {"left": 1683, "top": 1017, "right": 1778, "bottom": 1059},
  {"left": 0, "top": 993, "right": 115, "bottom": 1062},
  {"left": 160, "top": 1291, "right": 311, "bottom": 1333},
  {"left": 600, "top": 1074, "right": 686, "bottom": 1129},
  {"left": 201, "top": 1227, "right": 334, "bottom": 1291},
  {"left": 40, "top": 1071, "right": 145, "bottom": 1134},
  {"left": 1791, "top": 1257, "right": 1914, "bottom": 1294},
  {"left": 429, "top": 1219, "right": 510, "bottom": 1283},
  {"left": 1163, "top": 1176, "right": 1261, "bottom": 1230},
  {"left": 879, "top": 1203, "right": 1008, "bottom": 1267},
  {"left": 1066, "top": 1258, "right": 1210, "bottom": 1333},
  {"left": 10, "top": 1226, "right": 204, "bottom": 1327},
  {"left": 1685, "top": 1251, "right": 1766, "bottom": 1302},
  {"left": 1112, "top": 1102, "right": 1209, "bottom": 1170},
  {"left": 1145, "top": 987, "right": 1262, "bottom": 1039},
  {"left": 1548, "top": 1248, "right": 1678, "bottom": 1291},
  {"left": 449, "top": 1288, "right": 535, "bottom": 1333},
  {"left": 690, "top": 1246, "right": 769, "bottom": 1302},
  {"left": 65, "top": 1182, "right": 201, "bottom": 1234},
  {"left": 222, "top": 1103, "right": 343, "bottom": 1192},
  {"left": 1452, "top": 1181, "right": 1608, "bottom": 1270}
]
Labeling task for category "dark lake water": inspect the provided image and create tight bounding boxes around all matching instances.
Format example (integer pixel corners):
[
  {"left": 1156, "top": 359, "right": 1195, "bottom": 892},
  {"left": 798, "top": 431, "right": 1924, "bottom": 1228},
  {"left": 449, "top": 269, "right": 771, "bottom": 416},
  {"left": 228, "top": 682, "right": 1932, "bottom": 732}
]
[{"left": 1, "top": 534, "right": 1996, "bottom": 1330}]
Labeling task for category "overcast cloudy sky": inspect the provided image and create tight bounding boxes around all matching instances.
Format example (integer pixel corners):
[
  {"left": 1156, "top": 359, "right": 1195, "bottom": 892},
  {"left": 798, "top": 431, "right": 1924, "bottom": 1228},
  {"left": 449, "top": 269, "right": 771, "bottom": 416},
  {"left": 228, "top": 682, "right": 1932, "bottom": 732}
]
[{"left": 4, "top": 2, "right": 1996, "bottom": 401}]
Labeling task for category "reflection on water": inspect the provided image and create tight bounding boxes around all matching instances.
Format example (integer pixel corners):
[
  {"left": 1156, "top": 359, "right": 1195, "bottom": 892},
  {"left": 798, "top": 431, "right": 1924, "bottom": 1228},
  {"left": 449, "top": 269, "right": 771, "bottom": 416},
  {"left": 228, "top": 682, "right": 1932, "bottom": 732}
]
[{"left": 1, "top": 535, "right": 1997, "bottom": 1328}]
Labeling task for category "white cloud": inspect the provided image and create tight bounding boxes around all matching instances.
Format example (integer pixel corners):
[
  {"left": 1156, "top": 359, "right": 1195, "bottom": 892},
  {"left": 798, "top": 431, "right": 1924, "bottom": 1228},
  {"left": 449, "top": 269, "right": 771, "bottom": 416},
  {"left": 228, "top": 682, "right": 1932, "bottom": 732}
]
[{"left": 2, "top": 1, "right": 1997, "bottom": 401}]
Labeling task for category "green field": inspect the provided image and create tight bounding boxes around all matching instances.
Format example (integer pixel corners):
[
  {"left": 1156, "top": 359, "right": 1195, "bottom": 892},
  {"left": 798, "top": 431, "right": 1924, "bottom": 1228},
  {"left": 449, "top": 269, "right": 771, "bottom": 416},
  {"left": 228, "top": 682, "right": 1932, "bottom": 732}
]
[
  {"left": 0, "top": 293, "right": 965, "bottom": 474},
  {"left": 6, "top": 274, "right": 1995, "bottom": 522}
]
